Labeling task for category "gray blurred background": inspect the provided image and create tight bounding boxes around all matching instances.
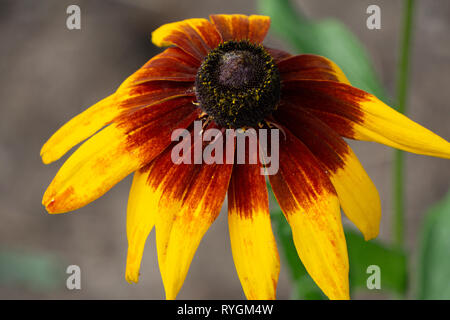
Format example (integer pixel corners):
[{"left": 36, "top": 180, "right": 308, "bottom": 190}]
[{"left": 0, "top": 0, "right": 449, "bottom": 299}]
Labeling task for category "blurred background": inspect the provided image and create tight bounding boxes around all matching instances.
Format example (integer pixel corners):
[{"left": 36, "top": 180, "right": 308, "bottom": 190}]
[{"left": 0, "top": 0, "right": 449, "bottom": 299}]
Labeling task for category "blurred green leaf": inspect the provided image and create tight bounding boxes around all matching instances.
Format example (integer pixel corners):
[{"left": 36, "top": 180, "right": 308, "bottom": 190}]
[
  {"left": 417, "top": 190, "right": 450, "bottom": 299},
  {"left": 258, "top": 0, "right": 387, "bottom": 101},
  {"left": 345, "top": 229, "right": 407, "bottom": 294},
  {"left": 0, "top": 249, "right": 64, "bottom": 292},
  {"left": 272, "top": 210, "right": 407, "bottom": 299}
]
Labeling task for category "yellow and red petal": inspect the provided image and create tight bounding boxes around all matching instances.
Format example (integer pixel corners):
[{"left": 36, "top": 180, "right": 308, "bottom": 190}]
[
  {"left": 267, "top": 128, "right": 349, "bottom": 300},
  {"left": 228, "top": 161, "right": 279, "bottom": 300},
  {"left": 42, "top": 79, "right": 195, "bottom": 165},
  {"left": 114, "top": 82, "right": 195, "bottom": 118},
  {"left": 42, "top": 97, "right": 199, "bottom": 214},
  {"left": 142, "top": 130, "right": 234, "bottom": 299},
  {"left": 125, "top": 167, "right": 157, "bottom": 283},
  {"left": 210, "top": 14, "right": 271, "bottom": 44},
  {"left": 40, "top": 94, "right": 119, "bottom": 164},
  {"left": 278, "top": 54, "right": 350, "bottom": 84},
  {"left": 155, "top": 167, "right": 234, "bottom": 300},
  {"left": 276, "top": 107, "right": 381, "bottom": 240},
  {"left": 282, "top": 80, "right": 450, "bottom": 158},
  {"left": 152, "top": 18, "right": 222, "bottom": 61},
  {"left": 122, "top": 47, "right": 199, "bottom": 85}
]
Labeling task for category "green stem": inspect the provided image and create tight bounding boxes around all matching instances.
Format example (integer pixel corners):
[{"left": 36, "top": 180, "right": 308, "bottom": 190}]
[{"left": 394, "top": 0, "right": 415, "bottom": 248}]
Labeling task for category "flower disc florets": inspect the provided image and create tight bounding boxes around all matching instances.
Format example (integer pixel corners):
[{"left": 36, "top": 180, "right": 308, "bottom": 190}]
[{"left": 195, "top": 41, "right": 281, "bottom": 128}]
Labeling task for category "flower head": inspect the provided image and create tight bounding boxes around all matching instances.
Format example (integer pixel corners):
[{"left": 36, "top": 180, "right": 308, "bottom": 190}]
[{"left": 41, "top": 14, "right": 450, "bottom": 300}]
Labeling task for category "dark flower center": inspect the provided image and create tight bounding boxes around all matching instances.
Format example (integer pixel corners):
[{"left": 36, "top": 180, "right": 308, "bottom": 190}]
[{"left": 195, "top": 41, "right": 280, "bottom": 129}]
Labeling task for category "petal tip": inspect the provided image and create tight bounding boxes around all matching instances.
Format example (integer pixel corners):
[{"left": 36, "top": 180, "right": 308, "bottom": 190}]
[
  {"left": 164, "top": 291, "right": 177, "bottom": 300},
  {"left": 42, "top": 196, "right": 59, "bottom": 214},
  {"left": 40, "top": 145, "right": 54, "bottom": 165},
  {"left": 125, "top": 271, "right": 139, "bottom": 284},
  {"left": 42, "top": 188, "right": 56, "bottom": 212},
  {"left": 42, "top": 185, "right": 75, "bottom": 214},
  {"left": 151, "top": 28, "right": 168, "bottom": 47},
  {"left": 363, "top": 229, "right": 379, "bottom": 241},
  {"left": 325, "top": 282, "right": 350, "bottom": 300},
  {"left": 125, "top": 248, "right": 144, "bottom": 285},
  {"left": 160, "top": 274, "right": 182, "bottom": 300}
]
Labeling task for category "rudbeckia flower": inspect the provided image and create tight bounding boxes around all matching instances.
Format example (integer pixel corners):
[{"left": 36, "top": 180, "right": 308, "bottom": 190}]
[{"left": 41, "top": 14, "right": 450, "bottom": 300}]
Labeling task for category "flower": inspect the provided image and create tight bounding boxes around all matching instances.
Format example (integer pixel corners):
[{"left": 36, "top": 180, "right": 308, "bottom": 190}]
[{"left": 41, "top": 14, "right": 450, "bottom": 300}]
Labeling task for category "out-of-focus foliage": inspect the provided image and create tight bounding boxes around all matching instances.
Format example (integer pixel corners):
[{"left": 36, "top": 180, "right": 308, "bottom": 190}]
[
  {"left": 345, "top": 229, "right": 407, "bottom": 295},
  {"left": 417, "top": 191, "right": 450, "bottom": 299},
  {"left": 272, "top": 210, "right": 407, "bottom": 299},
  {"left": 0, "top": 249, "right": 64, "bottom": 292},
  {"left": 258, "top": 0, "right": 387, "bottom": 101}
]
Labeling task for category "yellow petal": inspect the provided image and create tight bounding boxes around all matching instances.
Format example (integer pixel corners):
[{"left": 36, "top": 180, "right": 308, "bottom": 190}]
[
  {"left": 228, "top": 162, "right": 279, "bottom": 300},
  {"left": 125, "top": 168, "right": 157, "bottom": 283},
  {"left": 354, "top": 94, "right": 450, "bottom": 158},
  {"left": 40, "top": 94, "right": 118, "bottom": 164},
  {"left": 42, "top": 123, "right": 143, "bottom": 214},
  {"left": 287, "top": 192, "right": 349, "bottom": 300},
  {"left": 330, "top": 148, "right": 381, "bottom": 240},
  {"left": 268, "top": 129, "right": 349, "bottom": 300}
]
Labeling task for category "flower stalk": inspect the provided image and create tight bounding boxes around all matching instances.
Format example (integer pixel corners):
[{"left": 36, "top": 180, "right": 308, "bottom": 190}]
[{"left": 394, "top": 0, "right": 416, "bottom": 249}]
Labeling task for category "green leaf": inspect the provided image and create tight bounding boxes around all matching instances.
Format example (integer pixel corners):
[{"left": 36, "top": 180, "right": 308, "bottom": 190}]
[
  {"left": 345, "top": 229, "right": 407, "bottom": 295},
  {"left": 417, "top": 190, "right": 450, "bottom": 299},
  {"left": 271, "top": 209, "right": 407, "bottom": 299},
  {"left": 258, "top": 0, "right": 387, "bottom": 101},
  {"left": 0, "top": 249, "right": 65, "bottom": 291}
]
